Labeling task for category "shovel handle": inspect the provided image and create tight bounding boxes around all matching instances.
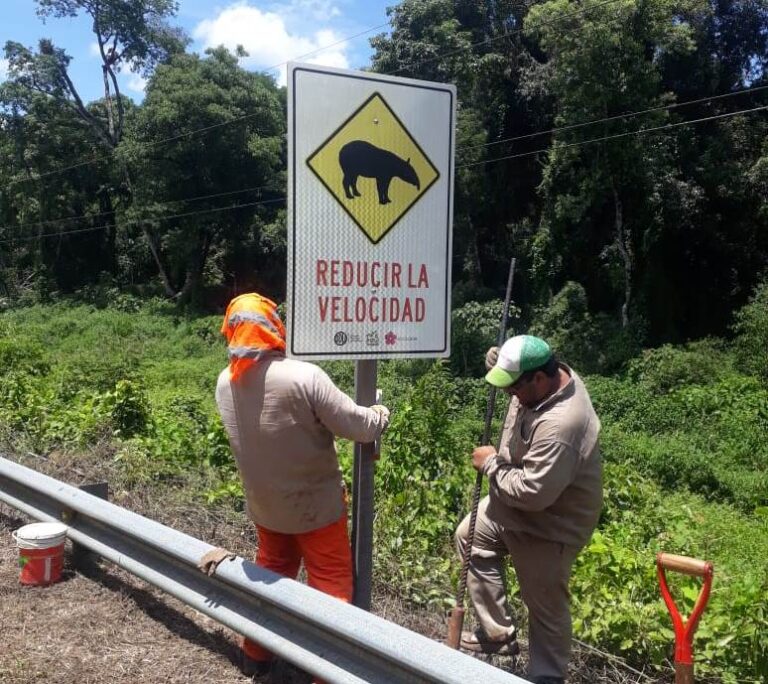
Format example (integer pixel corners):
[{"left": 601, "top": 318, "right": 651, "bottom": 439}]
[
  {"left": 657, "top": 553, "right": 714, "bottom": 670},
  {"left": 658, "top": 553, "right": 712, "bottom": 577}
]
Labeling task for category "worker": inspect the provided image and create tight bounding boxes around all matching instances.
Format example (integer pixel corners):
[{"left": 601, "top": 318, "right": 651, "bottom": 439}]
[
  {"left": 213, "top": 293, "right": 390, "bottom": 679},
  {"left": 456, "top": 335, "right": 602, "bottom": 684}
]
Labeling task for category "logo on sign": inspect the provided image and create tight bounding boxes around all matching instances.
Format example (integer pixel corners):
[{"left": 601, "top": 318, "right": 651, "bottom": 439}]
[
  {"left": 306, "top": 92, "right": 440, "bottom": 244},
  {"left": 333, "top": 331, "right": 348, "bottom": 346},
  {"left": 366, "top": 331, "right": 380, "bottom": 347}
]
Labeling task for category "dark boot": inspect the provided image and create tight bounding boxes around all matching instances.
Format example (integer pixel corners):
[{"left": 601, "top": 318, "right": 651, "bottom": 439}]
[{"left": 238, "top": 650, "right": 272, "bottom": 681}]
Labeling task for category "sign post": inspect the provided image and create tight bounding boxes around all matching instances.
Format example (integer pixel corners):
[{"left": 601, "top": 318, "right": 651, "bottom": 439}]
[{"left": 287, "top": 63, "right": 456, "bottom": 608}]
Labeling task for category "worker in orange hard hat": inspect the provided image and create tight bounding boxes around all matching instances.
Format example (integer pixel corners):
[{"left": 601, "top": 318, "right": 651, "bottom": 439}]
[{"left": 214, "top": 293, "right": 389, "bottom": 681}]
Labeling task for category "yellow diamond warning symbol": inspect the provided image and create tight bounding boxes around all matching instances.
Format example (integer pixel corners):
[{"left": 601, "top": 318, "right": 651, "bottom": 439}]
[{"left": 306, "top": 92, "right": 440, "bottom": 244}]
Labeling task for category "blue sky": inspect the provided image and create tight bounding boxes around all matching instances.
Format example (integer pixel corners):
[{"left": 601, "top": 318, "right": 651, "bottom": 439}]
[{"left": 0, "top": 0, "right": 394, "bottom": 101}]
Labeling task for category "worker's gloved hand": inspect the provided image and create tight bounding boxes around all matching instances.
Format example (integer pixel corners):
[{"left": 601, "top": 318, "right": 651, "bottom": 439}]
[
  {"left": 370, "top": 404, "right": 390, "bottom": 431},
  {"left": 485, "top": 346, "right": 500, "bottom": 371},
  {"left": 197, "top": 547, "right": 236, "bottom": 576}
]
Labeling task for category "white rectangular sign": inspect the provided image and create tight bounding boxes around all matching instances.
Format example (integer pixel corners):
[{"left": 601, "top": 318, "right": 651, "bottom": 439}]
[{"left": 287, "top": 63, "right": 455, "bottom": 359}]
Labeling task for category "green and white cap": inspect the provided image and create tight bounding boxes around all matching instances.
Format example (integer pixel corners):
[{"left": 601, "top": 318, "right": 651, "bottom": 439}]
[{"left": 485, "top": 335, "right": 552, "bottom": 388}]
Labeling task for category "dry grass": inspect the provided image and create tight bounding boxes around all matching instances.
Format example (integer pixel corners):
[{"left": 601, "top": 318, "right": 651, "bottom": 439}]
[{"left": 1, "top": 449, "right": 666, "bottom": 683}]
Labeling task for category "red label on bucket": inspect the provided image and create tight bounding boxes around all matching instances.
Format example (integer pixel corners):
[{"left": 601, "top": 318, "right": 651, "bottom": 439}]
[{"left": 18, "top": 544, "right": 64, "bottom": 586}]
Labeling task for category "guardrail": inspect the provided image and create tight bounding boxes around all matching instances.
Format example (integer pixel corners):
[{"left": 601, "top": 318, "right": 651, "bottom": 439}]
[{"left": 0, "top": 457, "right": 529, "bottom": 684}]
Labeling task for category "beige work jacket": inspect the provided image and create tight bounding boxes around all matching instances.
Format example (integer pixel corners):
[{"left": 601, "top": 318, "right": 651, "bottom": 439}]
[
  {"left": 216, "top": 355, "right": 387, "bottom": 534},
  {"left": 483, "top": 365, "right": 603, "bottom": 549}
]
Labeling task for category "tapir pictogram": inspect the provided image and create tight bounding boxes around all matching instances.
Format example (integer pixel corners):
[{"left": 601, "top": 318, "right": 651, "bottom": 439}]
[{"left": 339, "top": 140, "right": 421, "bottom": 205}]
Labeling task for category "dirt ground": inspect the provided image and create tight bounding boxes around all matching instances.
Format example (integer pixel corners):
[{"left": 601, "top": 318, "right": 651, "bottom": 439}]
[{"left": 0, "top": 450, "right": 659, "bottom": 684}]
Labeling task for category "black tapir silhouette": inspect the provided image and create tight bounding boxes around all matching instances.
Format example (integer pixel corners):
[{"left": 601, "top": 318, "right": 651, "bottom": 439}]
[{"left": 339, "top": 140, "right": 420, "bottom": 205}]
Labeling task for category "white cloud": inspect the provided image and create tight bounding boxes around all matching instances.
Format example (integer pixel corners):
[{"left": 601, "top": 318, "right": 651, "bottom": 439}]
[
  {"left": 276, "top": 0, "right": 342, "bottom": 22},
  {"left": 0, "top": 58, "right": 9, "bottom": 81},
  {"left": 193, "top": 2, "right": 350, "bottom": 85},
  {"left": 126, "top": 74, "right": 148, "bottom": 94},
  {"left": 89, "top": 42, "right": 102, "bottom": 58}
]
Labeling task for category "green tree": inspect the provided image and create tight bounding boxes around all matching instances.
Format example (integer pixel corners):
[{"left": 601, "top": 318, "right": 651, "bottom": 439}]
[
  {"left": 370, "top": 1, "right": 553, "bottom": 301},
  {"left": 0, "top": 89, "right": 120, "bottom": 298},
  {"left": 1, "top": 0, "right": 187, "bottom": 297},
  {"left": 4, "top": 0, "right": 186, "bottom": 148},
  {"left": 118, "top": 47, "right": 285, "bottom": 303},
  {"left": 526, "top": 0, "right": 706, "bottom": 331}
]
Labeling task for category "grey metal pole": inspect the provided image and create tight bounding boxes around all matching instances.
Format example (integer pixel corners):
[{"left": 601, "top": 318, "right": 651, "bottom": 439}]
[
  {"left": 446, "top": 256, "right": 517, "bottom": 648},
  {"left": 70, "top": 482, "right": 108, "bottom": 570},
  {"left": 352, "top": 358, "right": 377, "bottom": 610}
]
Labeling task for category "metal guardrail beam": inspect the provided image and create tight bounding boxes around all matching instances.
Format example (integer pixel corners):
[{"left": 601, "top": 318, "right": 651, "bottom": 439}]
[{"left": 0, "top": 457, "right": 529, "bottom": 684}]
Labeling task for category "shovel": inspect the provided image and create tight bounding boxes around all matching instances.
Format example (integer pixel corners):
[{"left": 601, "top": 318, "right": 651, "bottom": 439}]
[{"left": 657, "top": 552, "right": 714, "bottom": 684}]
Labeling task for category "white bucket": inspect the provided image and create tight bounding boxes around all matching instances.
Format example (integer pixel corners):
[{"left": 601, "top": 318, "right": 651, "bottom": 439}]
[{"left": 12, "top": 522, "right": 68, "bottom": 585}]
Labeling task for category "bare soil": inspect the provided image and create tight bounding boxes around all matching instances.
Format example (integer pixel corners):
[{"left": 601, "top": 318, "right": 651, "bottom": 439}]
[{"left": 0, "top": 449, "right": 661, "bottom": 683}]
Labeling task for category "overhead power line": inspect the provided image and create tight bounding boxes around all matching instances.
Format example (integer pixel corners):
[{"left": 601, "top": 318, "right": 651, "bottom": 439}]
[
  {"left": 2, "top": 0, "right": 625, "bottom": 190},
  {"left": 4, "top": 102, "right": 765, "bottom": 245},
  {"left": 263, "top": 20, "right": 392, "bottom": 73},
  {"left": 458, "top": 84, "right": 768, "bottom": 155},
  {"left": 1, "top": 0, "right": 763, "bottom": 195},
  {"left": 0, "top": 184, "right": 274, "bottom": 233},
  {"left": 456, "top": 104, "right": 768, "bottom": 169},
  {"left": 0, "top": 197, "right": 286, "bottom": 245},
  {"left": 1, "top": 14, "right": 395, "bottom": 191}
]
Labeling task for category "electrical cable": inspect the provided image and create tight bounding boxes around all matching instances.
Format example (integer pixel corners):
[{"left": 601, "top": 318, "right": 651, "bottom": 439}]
[
  {"left": 457, "top": 84, "right": 768, "bottom": 155},
  {"left": 0, "top": 184, "right": 274, "bottom": 232},
  {"left": 0, "top": 196, "right": 286, "bottom": 245},
  {"left": 456, "top": 104, "right": 768, "bottom": 169},
  {"left": 1, "top": 0, "right": 626, "bottom": 190},
  {"left": 3, "top": 102, "right": 765, "bottom": 243},
  {"left": 0, "top": 12, "right": 397, "bottom": 191},
  {"left": 262, "top": 20, "right": 392, "bottom": 73}
]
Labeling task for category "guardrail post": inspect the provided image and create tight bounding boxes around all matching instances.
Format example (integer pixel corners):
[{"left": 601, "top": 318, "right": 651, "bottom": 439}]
[{"left": 70, "top": 482, "right": 108, "bottom": 570}]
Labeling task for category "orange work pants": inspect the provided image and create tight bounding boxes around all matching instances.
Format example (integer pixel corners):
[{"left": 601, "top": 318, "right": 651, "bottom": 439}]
[{"left": 241, "top": 511, "right": 353, "bottom": 662}]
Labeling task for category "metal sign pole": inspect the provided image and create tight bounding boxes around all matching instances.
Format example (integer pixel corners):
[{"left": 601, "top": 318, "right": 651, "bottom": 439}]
[{"left": 351, "top": 358, "right": 377, "bottom": 610}]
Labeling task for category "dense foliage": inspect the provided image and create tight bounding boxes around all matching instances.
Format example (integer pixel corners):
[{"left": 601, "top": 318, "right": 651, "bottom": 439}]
[
  {"left": 0, "top": 290, "right": 766, "bottom": 682},
  {"left": 1, "top": 0, "right": 766, "bottom": 344},
  {"left": 1, "top": 1, "right": 767, "bottom": 681}
]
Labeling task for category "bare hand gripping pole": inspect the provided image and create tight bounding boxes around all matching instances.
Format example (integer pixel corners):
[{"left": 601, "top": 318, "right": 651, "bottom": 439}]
[{"left": 446, "top": 256, "right": 516, "bottom": 649}]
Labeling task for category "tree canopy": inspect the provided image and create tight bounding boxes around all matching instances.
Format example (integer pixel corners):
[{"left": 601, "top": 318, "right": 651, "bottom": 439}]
[{"left": 1, "top": 0, "right": 766, "bottom": 353}]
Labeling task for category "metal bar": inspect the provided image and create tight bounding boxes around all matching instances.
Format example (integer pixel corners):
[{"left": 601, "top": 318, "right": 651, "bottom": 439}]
[
  {"left": 352, "top": 358, "right": 377, "bottom": 610},
  {"left": 447, "top": 255, "right": 516, "bottom": 649},
  {"left": 0, "top": 456, "right": 528, "bottom": 684},
  {"left": 70, "top": 481, "right": 108, "bottom": 570}
]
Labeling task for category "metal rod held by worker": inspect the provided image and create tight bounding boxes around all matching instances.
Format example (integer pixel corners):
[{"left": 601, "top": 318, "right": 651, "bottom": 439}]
[{"left": 446, "top": 256, "right": 517, "bottom": 649}]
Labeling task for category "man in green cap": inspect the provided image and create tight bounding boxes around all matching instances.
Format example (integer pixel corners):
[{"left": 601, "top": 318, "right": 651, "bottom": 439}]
[{"left": 455, "top": 335, "right": 602, "bottom": 684}]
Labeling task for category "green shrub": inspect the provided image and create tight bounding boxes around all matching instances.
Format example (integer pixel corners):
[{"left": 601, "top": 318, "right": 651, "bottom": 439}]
[
  {"left": 733, "top": 279, "right": 768, "bottom": 381},
  {"left": 0, "top": 338, "right": 50, "bottom": 377},
  {"left": 529, "top": 281, "right": 642, "bottom": 374},
  {"left": 450, "top": 299, "right": 519, "bottom": 376},
  {"left": 626, "top": 339, "right": 733, "bottom": 393},
  {"left": 1, "top": 301, "right": 766, "bottom": 681},
  {"left": 100, "top": 380, "right": 151, "bottom": 437}
]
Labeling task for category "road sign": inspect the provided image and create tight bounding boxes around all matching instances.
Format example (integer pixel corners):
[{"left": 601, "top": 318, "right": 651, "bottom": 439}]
[{"left": 288, "top": 63, "right": 456, "bottom": 359}]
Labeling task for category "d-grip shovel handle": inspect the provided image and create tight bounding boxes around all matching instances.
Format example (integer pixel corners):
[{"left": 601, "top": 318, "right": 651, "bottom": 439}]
[
  {"left": 658, "top": 553, "right": 711, "bottom": 577},
  {"left": 657, "top": 553, "right": 713, "bottom": 684}
]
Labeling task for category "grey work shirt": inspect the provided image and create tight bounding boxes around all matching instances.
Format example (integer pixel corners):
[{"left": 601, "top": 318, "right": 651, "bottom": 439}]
[
  {"left": 483, "top": 364, "right": 603, "bottom": 549},
  {"left": 216, "top": 355, "right": 387, "bottom": 534}
]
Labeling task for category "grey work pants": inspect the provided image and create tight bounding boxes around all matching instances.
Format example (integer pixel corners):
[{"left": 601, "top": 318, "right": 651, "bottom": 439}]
[{"left": 455, "top": 496, "right": 580, "bottom": 680}]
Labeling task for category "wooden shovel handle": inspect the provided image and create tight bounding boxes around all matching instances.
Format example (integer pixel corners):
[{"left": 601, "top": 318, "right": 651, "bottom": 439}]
[{"left": 657, "top": 553, "right": 713, "bottom": 577}]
